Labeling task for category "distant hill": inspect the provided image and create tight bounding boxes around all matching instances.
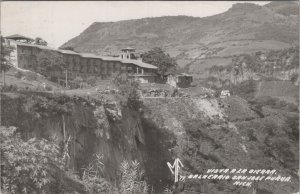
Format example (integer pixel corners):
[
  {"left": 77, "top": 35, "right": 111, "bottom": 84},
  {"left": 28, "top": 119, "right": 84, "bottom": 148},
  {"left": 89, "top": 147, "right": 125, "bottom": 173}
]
[
  {"left": 265, "top": 1, "right": 299, "bottom": 16},
  {"left": 61, "top": 2, "right": 299, "bottom": 75}
]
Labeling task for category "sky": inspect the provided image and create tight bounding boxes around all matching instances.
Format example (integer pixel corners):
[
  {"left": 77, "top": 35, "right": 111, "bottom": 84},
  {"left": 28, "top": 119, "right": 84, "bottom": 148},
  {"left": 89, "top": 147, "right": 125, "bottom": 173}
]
[{"left": 1, "top": 1, "right": 269, "bottom": 48}]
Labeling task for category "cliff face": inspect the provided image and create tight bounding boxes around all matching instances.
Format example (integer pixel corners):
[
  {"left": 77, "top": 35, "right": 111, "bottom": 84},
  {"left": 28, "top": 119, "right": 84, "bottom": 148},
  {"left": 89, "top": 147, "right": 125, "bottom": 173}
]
[
  {"left": 1, "top": 92, "right": 146, "bottom": 189},
  {"left": 141, "top": 97, "right": 299, "bottom": 194},
  {"left": 205, "top": 47, "right": 299, "bottom": 87},
  {"left": 2, "top": 91, "right": 299, "bottom": 193}
]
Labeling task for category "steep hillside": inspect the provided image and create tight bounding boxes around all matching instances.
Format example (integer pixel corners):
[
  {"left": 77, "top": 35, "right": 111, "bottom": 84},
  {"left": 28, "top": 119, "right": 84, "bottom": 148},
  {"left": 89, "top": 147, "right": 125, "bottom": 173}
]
[
  {"left": 203, "top": 47, "right": 299, "bottom": 87},
  {"left": 2, "top": 89, "right": 298, "bottom": 194},
  {"left": 265, "top": 1, "right": 299, "bottom": 16},
  {"left": 61, "top": 2, "right": 298, "bottom": 72},
  {"left": 0, "top": 66, "right": 62, "bottom": 91},
  {"left": 141, "top": 95, "right": 299, "bottom": 194},
  {"left": 1, "top": 91, "right": 146, "bottom": 193}
]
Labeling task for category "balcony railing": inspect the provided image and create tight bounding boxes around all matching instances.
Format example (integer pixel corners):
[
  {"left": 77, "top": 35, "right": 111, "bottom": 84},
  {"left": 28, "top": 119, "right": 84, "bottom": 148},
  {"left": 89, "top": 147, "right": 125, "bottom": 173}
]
[{"left": 128, "top": 72, "right": 156, "bottom": 76}]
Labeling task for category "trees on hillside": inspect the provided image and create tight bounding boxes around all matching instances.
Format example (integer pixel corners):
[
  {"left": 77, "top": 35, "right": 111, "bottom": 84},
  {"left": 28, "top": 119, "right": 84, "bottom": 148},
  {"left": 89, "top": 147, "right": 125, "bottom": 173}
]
[
  {"left": 112, "top": 72, "right": 143, "bottom": 110},
  {"left": 141, "top": 47, "right": 177, "bottom": 76}
]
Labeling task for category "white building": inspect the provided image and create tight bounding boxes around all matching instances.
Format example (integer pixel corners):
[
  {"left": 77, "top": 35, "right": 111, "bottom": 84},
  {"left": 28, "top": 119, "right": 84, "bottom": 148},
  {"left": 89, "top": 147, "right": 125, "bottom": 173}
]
[{"left": 220, "top": 90, "right": 230, "bottom": 98}]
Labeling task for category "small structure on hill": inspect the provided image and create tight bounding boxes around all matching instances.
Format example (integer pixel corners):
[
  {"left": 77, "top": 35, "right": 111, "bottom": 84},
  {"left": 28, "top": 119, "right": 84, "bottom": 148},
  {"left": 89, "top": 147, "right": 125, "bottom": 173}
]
[
  {"left": 220, "top": 90, "right": 230, "bottom": 98},
  {"left": 167, "top": 73, "right": 193, "bottom": 88}
]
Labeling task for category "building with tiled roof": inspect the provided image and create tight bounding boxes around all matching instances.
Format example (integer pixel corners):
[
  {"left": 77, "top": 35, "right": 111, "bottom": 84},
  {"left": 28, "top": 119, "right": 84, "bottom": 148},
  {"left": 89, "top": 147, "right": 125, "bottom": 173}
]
[{"left": 5, "top": 35, "right": 158, "bottom": 84}]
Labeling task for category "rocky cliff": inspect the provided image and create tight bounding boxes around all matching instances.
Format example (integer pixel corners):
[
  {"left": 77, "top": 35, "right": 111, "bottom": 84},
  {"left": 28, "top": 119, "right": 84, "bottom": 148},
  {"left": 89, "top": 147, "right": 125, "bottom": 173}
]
[
  {"left": 2, "top": 89, "right": 299, "bottom": 194},
  {"left": 204, "top": 47, "right": 299, "bottom": 88},
  {"left": 2, "top": 92, "right": 146, "bottom": 192},
  {"left": 141, "top": 96, "right": 299, "bottom": 194}
]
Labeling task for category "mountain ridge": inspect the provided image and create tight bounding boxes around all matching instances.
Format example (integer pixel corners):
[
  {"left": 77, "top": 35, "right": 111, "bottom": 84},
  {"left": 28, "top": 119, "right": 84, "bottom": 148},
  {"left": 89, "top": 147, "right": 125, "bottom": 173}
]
[{"left": 61, "top": 2, "right": 299, "bottom": 73}]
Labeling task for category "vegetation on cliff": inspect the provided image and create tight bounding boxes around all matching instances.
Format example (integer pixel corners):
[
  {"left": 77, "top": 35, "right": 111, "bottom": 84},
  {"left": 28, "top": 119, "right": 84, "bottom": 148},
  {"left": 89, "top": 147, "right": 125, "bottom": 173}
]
[
  {"left": 0, "top": 89, "right": 151, "bottom": 194},
  {"left": 141, "top": 92, "right": 298, "bottom": 193},
  {"left": 1, "top": 126, "right": 64, "bottom": 193}
]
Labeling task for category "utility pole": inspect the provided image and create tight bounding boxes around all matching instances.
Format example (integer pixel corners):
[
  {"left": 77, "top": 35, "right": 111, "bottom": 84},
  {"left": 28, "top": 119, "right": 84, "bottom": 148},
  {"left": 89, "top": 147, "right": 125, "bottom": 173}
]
[
  {"left": 1, "top": 34, "right": 4, "bottom": 87},
  {"left": 3, "top": 68, "right": 5, "bottom": 86},
  {"left": 65, "top": 69, "right": 68, "bottom": 88}
]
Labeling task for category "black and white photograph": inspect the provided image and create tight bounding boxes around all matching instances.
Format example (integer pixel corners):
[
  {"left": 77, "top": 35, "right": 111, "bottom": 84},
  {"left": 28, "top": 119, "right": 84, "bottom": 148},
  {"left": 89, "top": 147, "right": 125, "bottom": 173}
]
[{"left": 0, "top": 1, "right": 299, "bottom": 194}]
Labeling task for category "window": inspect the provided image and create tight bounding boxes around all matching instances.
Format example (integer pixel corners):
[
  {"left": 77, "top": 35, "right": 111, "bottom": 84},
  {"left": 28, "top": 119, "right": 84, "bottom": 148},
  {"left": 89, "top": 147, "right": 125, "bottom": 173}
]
[{"left": 127, "top": 66, "right": 133, "bottom": 74}]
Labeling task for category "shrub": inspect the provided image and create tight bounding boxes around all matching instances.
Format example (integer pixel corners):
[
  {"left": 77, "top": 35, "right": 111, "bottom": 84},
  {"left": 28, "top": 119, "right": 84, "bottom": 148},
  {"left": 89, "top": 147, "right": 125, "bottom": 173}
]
[
  {"left": 290, "top": 72, "right": 298, "bottom": 83},
  {"left": 73, "top": 76, "right": 84, "bottom": 88},
  {"left": 0, "top": 126, "right": 64, "bottom": 193},
  {"left": 119, "top": 160, "right": 149, "bottom": 194},
  {"left": 0, "top": 84, "right": 18, "bottom": 92},
  {"left": 25, "top": 72, "right": 38, "bottom": 81},
  {"left": 45, "top": 85, "right": 53, "bottom": 91},
  {"left": 87, "top": 76, "right": 97, "bottom": 87},
  {"left": 254, "top": 96, "right": 298, "bottom": 112},
  {"left": 82, "top": 153, "right": 116, "bottom": 193},
  {"left": 285, "top": 103, "right": 298, "bottom": 112},
  {"left": 15, "top": 71, "right": 23, "bottom": 79},
  {"left": 112, "top": 72, "right": 128, "bottom": 87},
  {"left": 231, "top": 79, "right": 257, "bottom": 100},
  {"left": 81, "top": 82, "right": 90, "bottom": 88},
  {"left": 117, "top": 79, "right": 143, "bottom": 111},
  {"left": 205, "top": 76, "right": 218, "bottom": 83},
  {"left": 22, "top": 95, "right": 74, "bottom": 117},
  {"left": 10, "top": 84, "right": 18, "bottom": 91},
  {"left": 69, "top": 80, "right": 80, "bottom": 89},
  {"left": 164, "top": 187, "right": 173, "bottom": 194},
  {"left": 35, "top": 85, "right": 46, "bottom": 92}
]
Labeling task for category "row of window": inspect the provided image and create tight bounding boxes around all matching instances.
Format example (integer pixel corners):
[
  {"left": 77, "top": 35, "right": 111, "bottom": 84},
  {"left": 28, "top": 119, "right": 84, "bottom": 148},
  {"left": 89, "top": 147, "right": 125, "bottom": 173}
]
[
  {"left": 18, "top": 55, "right": 126, "bottom": 70},
  {"left": 19, "top": 47, "right": 40, "bottom": 55},
  {"left": 20, "top": 61, "right": 134, "bottom": 75},
  {"left": 19, "top": 53, "right": 123, "bottom": 69},
  {"left": 17, "top": 50, "right": 144, "bottom": 76}
]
